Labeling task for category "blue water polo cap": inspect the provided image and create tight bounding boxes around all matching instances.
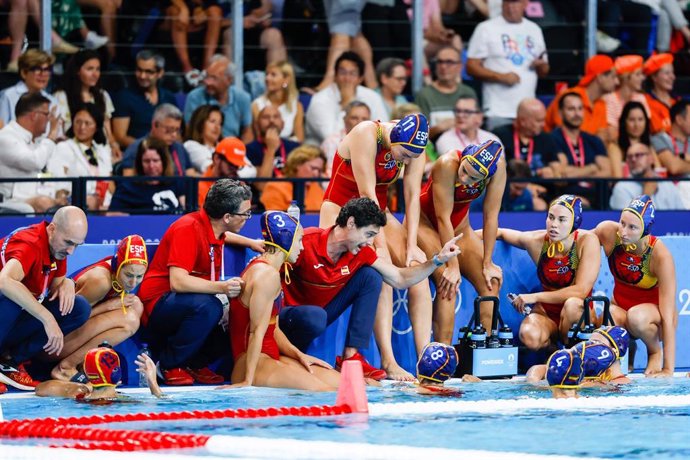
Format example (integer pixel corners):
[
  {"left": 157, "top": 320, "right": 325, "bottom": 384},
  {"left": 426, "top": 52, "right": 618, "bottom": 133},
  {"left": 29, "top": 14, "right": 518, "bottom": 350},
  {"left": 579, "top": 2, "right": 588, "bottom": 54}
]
[
  {"left": 594, "top": 325, "right": 630, "bottom": 359},
  {"left": 546, "top": 348, "right": 584, "bottom": 389},
  {"left": 550, "top": 194, "right": 583, "bottom": 233},
  {"left": 574, "top": 341, "right": 616, "bottom": 378},
  {"left": 416, "top": 342, "right": 458, "bottom": 383},
  {"left": 461, "top": 140, "right": 503, "bottom": 179},
  {"left": 261, "top": 211, "right": 299, "bottom": 256},
  {"left": 390, "top": 113, "right": 429, "bottom": 155},
  {"left": 623, "top": 194, "right": 655, "bottom": 237}
]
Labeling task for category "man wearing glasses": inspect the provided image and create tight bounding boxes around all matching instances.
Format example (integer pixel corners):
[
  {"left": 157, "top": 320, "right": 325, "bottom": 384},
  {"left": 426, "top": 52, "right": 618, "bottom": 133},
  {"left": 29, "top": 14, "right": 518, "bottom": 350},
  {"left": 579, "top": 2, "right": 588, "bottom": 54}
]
[
  {"left": 0, "top": 49, "right": 59, "bottom": 127},
  {"left": 414, "top": 46, "right": 477, "bottom": 143},
  {"left": 112, "top": 50, "right": 176, "bottom": 149},
  {"left": 436, "top": 95, "right": 500, "bottom": 154},
  {"left": 0, "top": 92, "right": 63, "bottom": 213},
  {"left": 466, "top": 0, "right": 549, "bottom": 131},
  {"left": 138, "top": 179, "right": 253, "bottom": 386}
]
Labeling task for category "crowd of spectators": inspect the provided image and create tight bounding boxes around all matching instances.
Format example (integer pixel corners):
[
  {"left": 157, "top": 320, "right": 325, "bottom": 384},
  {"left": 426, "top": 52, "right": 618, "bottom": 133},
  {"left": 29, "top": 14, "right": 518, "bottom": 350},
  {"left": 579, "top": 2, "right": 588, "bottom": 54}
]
[{"left": 0, "top": 0, "right": 689, "bottom": 215}]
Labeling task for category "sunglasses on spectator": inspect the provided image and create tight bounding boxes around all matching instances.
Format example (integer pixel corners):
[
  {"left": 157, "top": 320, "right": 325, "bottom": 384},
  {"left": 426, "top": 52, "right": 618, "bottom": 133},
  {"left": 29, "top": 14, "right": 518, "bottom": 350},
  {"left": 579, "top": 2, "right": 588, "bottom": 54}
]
[
  {"left": 436, "top": 59, "right": 461, "bottom": 66},
  {"left": 28, "top": 65, "right": 52, "bottom": 74},
  {"left": 454, "top": 109, "right": 481, "bottom": 115}
]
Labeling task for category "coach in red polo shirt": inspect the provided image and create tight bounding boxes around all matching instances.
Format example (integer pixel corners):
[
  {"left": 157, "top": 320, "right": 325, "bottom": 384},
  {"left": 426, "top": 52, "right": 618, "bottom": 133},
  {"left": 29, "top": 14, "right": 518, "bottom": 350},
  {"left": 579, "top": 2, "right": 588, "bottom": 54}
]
[
  {"left": 0, "top": 206, "right": 90, "bottom": 392},
  {"left": 138, "top": 179, "right": 251, "bottom": 386},
  {"left": 280, "top": 198, "right": 461, "bottom": 380}
]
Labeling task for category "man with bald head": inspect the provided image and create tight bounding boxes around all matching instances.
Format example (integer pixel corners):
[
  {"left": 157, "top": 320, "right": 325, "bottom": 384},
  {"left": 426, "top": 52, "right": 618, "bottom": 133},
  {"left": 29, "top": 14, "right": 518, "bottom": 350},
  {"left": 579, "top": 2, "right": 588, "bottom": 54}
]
[
  {"left": 493, "top": 98, "right": 559, "bottom": 178},
  {"left": 0, "top": 206, "right": 90, "bottom": 391},
  {"left": 184, "top": 54, "right": 253, "bottom": 143}
]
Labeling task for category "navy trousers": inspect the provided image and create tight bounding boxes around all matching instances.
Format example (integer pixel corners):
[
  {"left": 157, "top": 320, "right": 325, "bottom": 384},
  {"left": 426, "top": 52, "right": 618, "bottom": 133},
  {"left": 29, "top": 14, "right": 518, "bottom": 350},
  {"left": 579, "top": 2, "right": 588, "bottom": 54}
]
[
  {"left": 146, "top": 292, "right": 226, "bottom": 370},
  {"left": 0, "top": 294, "right": 91, "bottom": 362},
  {"left": 279, "top": 266, "right": 383, "bottom": 352}
]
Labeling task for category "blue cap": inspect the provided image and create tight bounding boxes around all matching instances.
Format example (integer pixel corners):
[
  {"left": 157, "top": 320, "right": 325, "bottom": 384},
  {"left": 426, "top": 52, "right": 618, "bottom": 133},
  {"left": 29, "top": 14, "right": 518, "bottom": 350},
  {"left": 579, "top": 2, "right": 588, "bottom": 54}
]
[
  {"left": 574, "top": 341, "right": 616, "bottom": 379},
  {"left": 623, "top": 194, "right": 655, "bottom": 237},
  {"left": 261, "top": 211, "right": 299, "bottom": 256},
  {"left": 416, "top": 342, "right": 458, "bottom": 383},
  {"left": 550, "top": 194, "right": 583, "bottom": 233},
  {"left": 461, "top": 140, "right": 503, "bottom": 179},
  {"left": 594, "top": 325, "right": 630, "bottom": 359},
  {"left": 390, "top": 113, "right": 429, "bottom": 155},
  {"left": 546, "top": 348, "right": 584, "bottom": 389}
]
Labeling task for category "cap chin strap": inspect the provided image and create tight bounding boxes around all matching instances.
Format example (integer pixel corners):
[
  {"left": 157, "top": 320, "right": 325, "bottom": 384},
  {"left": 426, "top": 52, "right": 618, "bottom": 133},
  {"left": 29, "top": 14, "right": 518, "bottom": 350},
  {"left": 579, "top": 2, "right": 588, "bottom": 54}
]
[
  {"left": 263, "top": 241, "right": 293, "bottom": 285},
  {"left": 111, "top": 279, "right": 128, "bottom": 315},
  {"left": 547, "top": 240, "right": 565, "bottom": 258}
]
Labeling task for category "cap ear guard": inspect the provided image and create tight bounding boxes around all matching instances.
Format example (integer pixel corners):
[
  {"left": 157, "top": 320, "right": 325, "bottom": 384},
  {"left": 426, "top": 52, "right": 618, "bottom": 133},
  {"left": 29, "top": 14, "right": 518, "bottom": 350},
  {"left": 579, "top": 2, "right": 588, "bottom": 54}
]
[
  {"left": 261, "top": 211, "right": 299, "bottom": 257},
  {"left": 623, "top": 195, "right": 655, "bottom": 237},
  {"left": 461, "top": 140, "right": 503, "bottom": 179},
  {"left": 83, "top": 347, "right": 122, "bottom": 388},
  {"left": 546, "top": 348, "right": 584, "bottom": 389},
  {"left": 390, "top": 113, "right": 429, "bottom": 155},
  {"left": 594, "top": 326, "right": 629, "bottom": 359},
  {"left": 549, "top": 194, "right": 583, "bottom": 233},
  {"left": 578, "top": 341, "right": 616, "bottom": 379}
]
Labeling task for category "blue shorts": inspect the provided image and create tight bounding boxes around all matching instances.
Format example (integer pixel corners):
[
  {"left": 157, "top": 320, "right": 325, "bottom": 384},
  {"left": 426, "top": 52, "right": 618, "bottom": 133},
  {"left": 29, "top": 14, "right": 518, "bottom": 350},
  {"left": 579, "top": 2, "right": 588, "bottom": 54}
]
[{"left": 323, "top": 0, "right": 366, "bottom": 36}]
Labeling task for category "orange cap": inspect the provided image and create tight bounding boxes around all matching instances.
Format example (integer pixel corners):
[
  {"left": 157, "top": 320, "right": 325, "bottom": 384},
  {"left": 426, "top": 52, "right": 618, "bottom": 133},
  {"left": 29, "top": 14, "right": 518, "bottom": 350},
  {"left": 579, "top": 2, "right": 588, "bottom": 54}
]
[
  {"left": 577, "top": 55, "right": 615, "bottom": 87},
  {"left": 215, "top": 137, "right": 247, "bottom": 167},
  {"left": 614, "top": 55, "right": 643, "bottom": 75},
  {"left": 643, "top": 53, "right": 673, "bottom": 76}
]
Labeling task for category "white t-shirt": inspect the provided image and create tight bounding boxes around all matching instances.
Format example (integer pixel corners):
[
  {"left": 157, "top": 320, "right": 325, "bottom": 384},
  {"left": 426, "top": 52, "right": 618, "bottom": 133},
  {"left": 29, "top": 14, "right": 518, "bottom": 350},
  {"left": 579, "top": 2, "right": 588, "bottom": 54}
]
[{"left": 467, "top": 15, "right": 546, "bottom": 119}]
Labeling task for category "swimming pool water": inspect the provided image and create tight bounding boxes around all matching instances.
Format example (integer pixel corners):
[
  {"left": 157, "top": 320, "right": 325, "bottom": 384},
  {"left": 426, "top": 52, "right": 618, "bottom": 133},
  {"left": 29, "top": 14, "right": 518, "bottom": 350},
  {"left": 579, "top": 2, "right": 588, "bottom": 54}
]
[{"left": 2, "top": 378, "right": 690, "bottom": 458}]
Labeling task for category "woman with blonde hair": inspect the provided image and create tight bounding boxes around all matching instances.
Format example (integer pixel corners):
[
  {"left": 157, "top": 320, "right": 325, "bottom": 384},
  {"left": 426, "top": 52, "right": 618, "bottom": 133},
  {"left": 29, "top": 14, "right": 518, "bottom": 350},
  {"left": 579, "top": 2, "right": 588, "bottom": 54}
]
[
  {"left": 251, "top": 61, "right": 304, "bottom": 142},
  {"left": 261, "top": 145, "right": 327, "bottom": 213}
]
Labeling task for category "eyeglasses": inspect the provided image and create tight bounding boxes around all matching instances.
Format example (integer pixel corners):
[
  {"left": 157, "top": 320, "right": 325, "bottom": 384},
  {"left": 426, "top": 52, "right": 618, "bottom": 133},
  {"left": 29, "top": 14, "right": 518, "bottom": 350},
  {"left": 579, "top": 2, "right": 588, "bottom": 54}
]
[
  {"left": 33, "top": 110, "right": 50, "bottom": 117},
  {"left": 454, "top": 109, "right": 481, "bottom": 115},
  {"left": 28, "top": 65, "right": 53, "bottom": 74},
  {"left": 156, "top": 123, "right": 181, "bottom": 135},
  {"left": 436, "top": 59, "right": 461, "bottom": 66},
  {"left": 230, "top": 210, "right": 252, "bottom": 218}
]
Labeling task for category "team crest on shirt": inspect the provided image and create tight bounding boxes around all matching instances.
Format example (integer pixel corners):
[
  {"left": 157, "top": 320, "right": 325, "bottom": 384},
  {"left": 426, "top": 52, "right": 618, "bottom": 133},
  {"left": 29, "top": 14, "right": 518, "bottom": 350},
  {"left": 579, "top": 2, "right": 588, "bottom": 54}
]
[
  {"left": 382, "top": 160, "right": 397, "bottom": 170},
  {"left": 341, "top": 266, "right": 350, "bottom": 275}
]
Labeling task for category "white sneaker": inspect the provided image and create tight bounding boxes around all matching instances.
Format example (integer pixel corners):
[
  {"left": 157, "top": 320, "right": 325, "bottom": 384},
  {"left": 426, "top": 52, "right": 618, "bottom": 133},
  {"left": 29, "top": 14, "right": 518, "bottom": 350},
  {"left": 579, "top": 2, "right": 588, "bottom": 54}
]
[
  {"left": 84, "top": 31, "right": 109, "bottom": 50},
  {"left": 596, "top": 30, "right": 621, "bottom": 53},
  {"left": 185, "top": 68, "right": 203, "bottom": 87}
]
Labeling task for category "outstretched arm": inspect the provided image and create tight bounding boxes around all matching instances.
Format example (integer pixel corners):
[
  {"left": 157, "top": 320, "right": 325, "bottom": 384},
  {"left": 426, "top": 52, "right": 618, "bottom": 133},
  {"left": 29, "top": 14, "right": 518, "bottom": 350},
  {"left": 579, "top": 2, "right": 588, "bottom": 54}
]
[
  {"left": 480, "top": 157, "right": 507, "bottom": 290},
  {"left": 649, "top": 242, "right": 677, "bottom": 377},
  {"left": 403, "top": 152, "right": 427, "bottom": 266}
]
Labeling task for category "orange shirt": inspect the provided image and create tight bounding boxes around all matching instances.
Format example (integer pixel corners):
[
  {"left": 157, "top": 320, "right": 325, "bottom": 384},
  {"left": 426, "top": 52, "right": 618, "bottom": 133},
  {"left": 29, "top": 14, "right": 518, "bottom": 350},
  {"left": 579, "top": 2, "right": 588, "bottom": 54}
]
[
  {"left": 197, "top": 167, "right": 217, "bottom": 207},
  {"left": 544, "top": 86, "right": 609, "bottom": 135},
  {"left": 645, "top": 92, "right": 680, "bottom": 134},
  {"left": 260, "top": 181, "right": 324, "bottom": 212}
]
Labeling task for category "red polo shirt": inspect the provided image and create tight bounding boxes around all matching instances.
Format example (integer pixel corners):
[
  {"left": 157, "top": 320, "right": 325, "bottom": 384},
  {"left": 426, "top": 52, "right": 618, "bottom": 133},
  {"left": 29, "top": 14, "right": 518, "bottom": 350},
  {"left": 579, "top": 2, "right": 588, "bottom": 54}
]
[
  {"left": 0, "top": 222, "right": 66, "bottom": 300},
  {"left": 138, "top": 209, "right": 225, "bottom": 324},
  {"left": 283, "top": 226, "right": 378, "bottom": 307}
]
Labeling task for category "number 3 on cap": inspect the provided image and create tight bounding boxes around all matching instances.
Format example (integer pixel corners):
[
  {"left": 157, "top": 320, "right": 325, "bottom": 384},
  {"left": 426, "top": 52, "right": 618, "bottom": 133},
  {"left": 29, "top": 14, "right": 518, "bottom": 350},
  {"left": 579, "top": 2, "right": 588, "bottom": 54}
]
[{"left": 273, "top": 215, "right": 286, "bottom": 227}]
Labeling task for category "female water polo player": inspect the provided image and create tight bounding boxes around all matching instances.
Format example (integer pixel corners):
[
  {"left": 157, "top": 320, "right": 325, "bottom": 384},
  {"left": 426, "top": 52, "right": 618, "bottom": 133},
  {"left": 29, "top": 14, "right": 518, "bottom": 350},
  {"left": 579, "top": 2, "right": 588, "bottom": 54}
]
[
  {"left": 415, "top": 342, "right": 461, "bottom": 396},
  {"left": 50, "top": 235, "right": 148, "bottom": 381},
  {"left": 220, "top": 211, "right": 341, "bottom": 391},
  {"left": 320, "top": 113, "right": 432, "bottom": 380},
  {"left": 545, "top": 347, "right": 585, "bottom": 398},
  {"left": 593, "top": 195, "right": 677, "bottom": 377},
  {"left": 495, "top": 195, "right": 602, "bottom": 350},
  {"left": 416, "top": 140, "right": 506, "bottom": 343}
]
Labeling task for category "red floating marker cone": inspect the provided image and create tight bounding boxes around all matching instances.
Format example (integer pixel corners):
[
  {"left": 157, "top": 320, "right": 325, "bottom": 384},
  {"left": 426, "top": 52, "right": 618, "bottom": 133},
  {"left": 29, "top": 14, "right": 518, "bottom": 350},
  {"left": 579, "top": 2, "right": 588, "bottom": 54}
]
[{"left": 335, "top": 359, "right": 368, "bottom": 413}]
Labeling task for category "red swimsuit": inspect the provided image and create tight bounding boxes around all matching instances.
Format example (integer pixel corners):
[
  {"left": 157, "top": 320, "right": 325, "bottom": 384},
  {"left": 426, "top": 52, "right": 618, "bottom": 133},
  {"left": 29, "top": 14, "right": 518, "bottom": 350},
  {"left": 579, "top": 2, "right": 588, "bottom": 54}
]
[
  {"left": 72, "top": 257, "right": 117, "bottom": 300},
  {"left": 536, "top": 232, "right": 581, "bottom": 325},
  {"left": 608, "top": 236, "right": 659, "bottom": 311},
  {"left": 229, "top": 259, "right": 281, "bottom": 360},
  {"left": 323, "top": 122, "right": 403, "bottom": 209}
]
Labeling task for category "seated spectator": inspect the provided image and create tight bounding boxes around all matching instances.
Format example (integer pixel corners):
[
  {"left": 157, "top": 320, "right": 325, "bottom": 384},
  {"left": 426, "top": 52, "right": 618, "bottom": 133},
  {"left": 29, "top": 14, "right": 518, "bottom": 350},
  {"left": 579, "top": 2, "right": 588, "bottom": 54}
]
[
  {"left": 0, "top": 92, "right": 64, "bottom": 213},
  {"left": 466, "top": 0, "right": 548, "bottom": 130},
  {"left": 0, "top": 206, "right": 90, "bottom": 390},
  {"left": 251, "top": 61, "right": 304, "bottom": 142},
  {"left": 435, "top": 95, "right": 500, "bottom": 154},
  {"left": 0, "top": 49, "right": 58, "bottom": 125},
  {"left": 550, "top": 92, "right": 612, "bottom": 205},
  {"left": 54, "top": 50, "right": 120, "bottom": 159},
  {"left": 198, "top": 136, "right": 257, "bottom": 207},
  {"left": 608, "top": 101, "right": 652, "bottom": 179},
  {"left": 51, "top": 0, "right": 108, "bottom": 50},
  {"left": 247, "top": 105, "right": 300, "bottom": 190},
  {"left": 374, "top": 57, "right": 409, "bottom": 120},
  {"left": 49, "top": 235, "right": 148, "bottom": 381},
  {"left": 493, "top": 98, "right": 559, "bottom": 178},
  {"left": 164, "top": 0, "right": 224, "bottom": 86},
  {"left": 414, "top": 46, "right": 477, "bottom": 143},
  {"left": 321, "top": 100, "right": 371, "bottom": 175},
  {"left": 260, "top": 145, "right": 327, "bottom": 213},
  {"left": 109, "top": 138, "right": 185, "bottom": 213},
  {"left": 137, "top": 179, "right": 251, "bottom": 385},
  {"left": 222, "top": 0, "right": 287, "bottom": 71},
  {"left": 184, "top": 55, "right": 253, "bottom": 142},
  {"left": 122, "top": 103, "right": 196, "bottom": 177},
  {"left": 49, "top": 103, "right": 113, "bottom": 211},
  {"left": 415, "top": 0, "right": 464, "bottom": 82},
  {"left": 602, "top": 55, "right": 650, "bottom": 143},
  {"left": 471, "top": 158, "right": 547, "bottom": 212},
  {"left": 112, "top": 50, "right": 177, "bottom": 149},
  {"left": 651, "top": 99, "right": 690, "bottom": 208},
  {"left": 306, "top": 51, "right": 387, "bottom": 145},
  {"left": 315, "top": 0, "right": 377, "bottom": 90},
  {"left": 184, "top": 104, "right": 224, "bottom": 173},
  {"left": 545, "top": 55, "right": 617, "bottom": 142},
  {"left": 644, "top": 54, "right": 680, "bottom": 134},
  {"left": 610, "top": 143, "right": 685, "bottom": 210}
]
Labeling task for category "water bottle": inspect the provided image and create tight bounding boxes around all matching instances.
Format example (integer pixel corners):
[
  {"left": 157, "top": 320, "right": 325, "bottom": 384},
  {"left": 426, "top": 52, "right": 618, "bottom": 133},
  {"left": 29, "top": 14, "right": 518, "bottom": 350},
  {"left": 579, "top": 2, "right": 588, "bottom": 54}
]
[
  {"left": 498, "top": 326, "right": 514, "bottom": 347},
  {"left": 138, "top": 343, "right": 151, "bottom": 388},
  {"left": 567, "top": 324, "right": 580, "bottom": 345},
  {"left": 469, "top": 326, "right": 486, "bottom": 349},
  {"left": 508, "top": 293, "right": 532, "bottom": 315},
  {"left": 287, "top": 200, "right": 300, "bottom": 222}
]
